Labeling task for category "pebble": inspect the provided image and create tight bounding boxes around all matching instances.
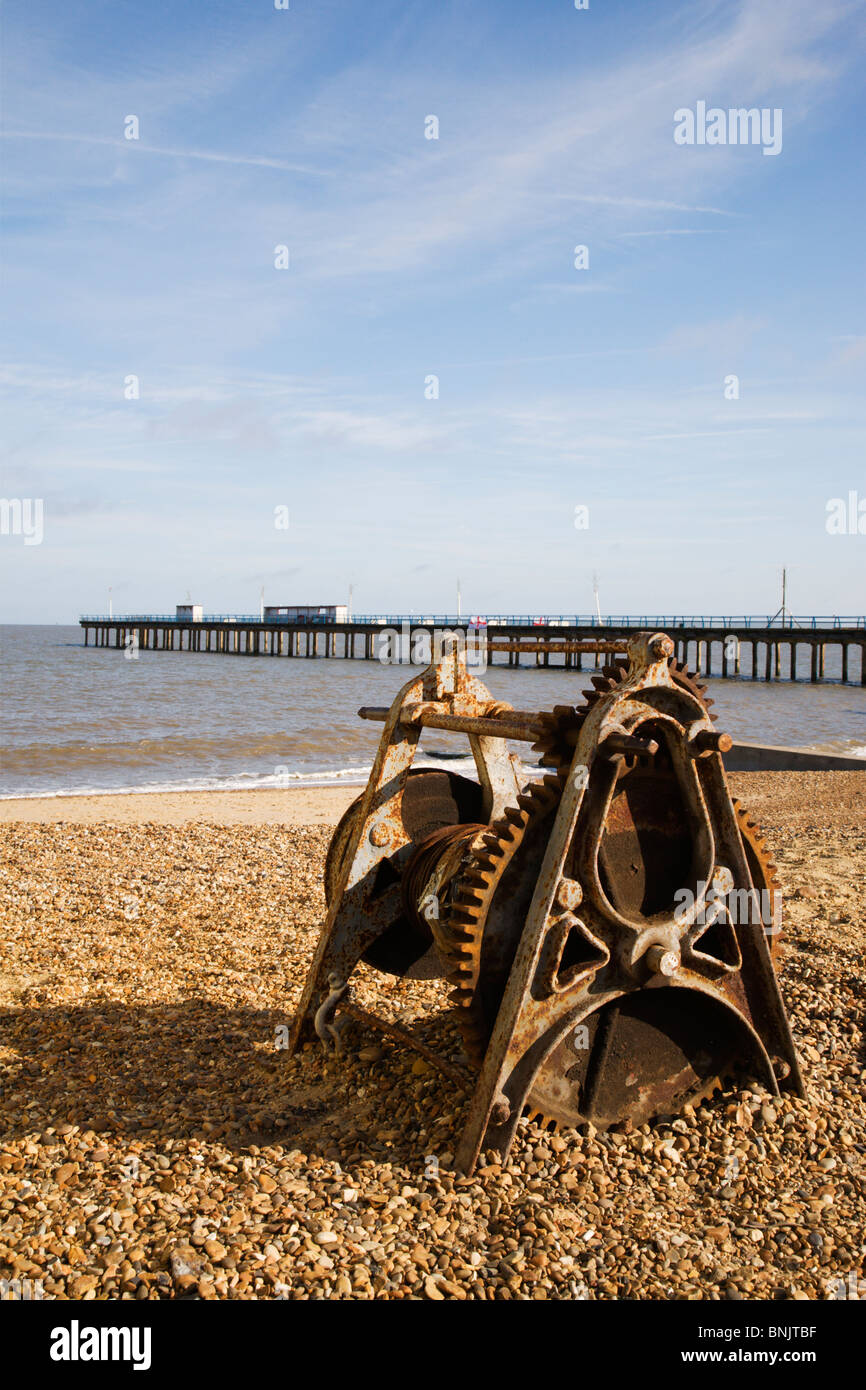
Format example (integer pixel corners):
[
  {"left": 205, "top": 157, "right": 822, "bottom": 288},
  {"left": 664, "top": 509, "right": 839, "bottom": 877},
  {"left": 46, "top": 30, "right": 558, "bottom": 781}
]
[{"left": 0, "top": 800, "right": 863, "bottom": 1302}]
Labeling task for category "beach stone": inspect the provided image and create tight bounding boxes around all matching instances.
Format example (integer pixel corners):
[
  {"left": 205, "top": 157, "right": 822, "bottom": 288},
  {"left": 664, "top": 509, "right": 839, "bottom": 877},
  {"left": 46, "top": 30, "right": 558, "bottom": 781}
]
[
  {"left": 71, "top": 1274, "right": 99, "bottom": 1296},
  {"left": 170, "top": 1247, "right": 208, "bottom": 1282},
  {"left": 1, "top": 799, "right": 863, "bottom": 1303}
]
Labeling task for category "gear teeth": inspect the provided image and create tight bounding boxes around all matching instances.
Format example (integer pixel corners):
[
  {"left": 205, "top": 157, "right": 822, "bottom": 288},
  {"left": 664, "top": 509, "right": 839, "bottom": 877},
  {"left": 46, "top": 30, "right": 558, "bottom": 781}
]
[
  {"left": 731, "top": 797, "right": 783, "bottom": 966},
  {"left": 689, "top": 1074, "right": 724, "bottom": 1106},
  {"left": 667, "top": 657, "right": 718, "bottom": 722},
  {"left": 463, "top": 869, "right": 490, "bottom": 887},
  {"left": 522, "top": 1104, "right": 561, "bottom": 1133},
  {"left": 436, "top": 748, "right": 572, "bottom": 1070},
  {"left": 481, "top": 832, "right": 505, "bottom": 852},
  {"left": 542, "top": 772, "right": 566, "bottom": 790}
]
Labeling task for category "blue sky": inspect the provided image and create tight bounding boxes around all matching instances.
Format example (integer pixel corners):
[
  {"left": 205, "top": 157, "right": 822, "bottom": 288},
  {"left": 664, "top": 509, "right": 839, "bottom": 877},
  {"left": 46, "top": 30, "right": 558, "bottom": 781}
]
[{"left": 1, "top": 0, "right": 864, "bottom": 622}]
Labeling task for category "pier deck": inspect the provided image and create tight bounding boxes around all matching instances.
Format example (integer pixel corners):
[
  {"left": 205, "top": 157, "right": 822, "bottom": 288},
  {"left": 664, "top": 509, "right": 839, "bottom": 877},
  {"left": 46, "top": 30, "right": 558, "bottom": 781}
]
[{"left": 78, "top": 614, "right": 866, "bottom": 684}]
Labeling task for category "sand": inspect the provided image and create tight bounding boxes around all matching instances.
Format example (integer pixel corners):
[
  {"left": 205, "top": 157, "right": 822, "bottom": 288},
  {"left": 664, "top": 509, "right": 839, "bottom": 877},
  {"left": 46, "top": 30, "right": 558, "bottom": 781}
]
[{"left": 0, "top": 785, "right": 363, "bottom": 826}]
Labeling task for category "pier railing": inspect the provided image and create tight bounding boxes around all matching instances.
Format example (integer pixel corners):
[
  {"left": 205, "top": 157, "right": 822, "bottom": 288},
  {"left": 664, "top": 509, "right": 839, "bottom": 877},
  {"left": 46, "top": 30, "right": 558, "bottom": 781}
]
[{"left": 79, "top": 613, "right": 866, "bottom": 629}]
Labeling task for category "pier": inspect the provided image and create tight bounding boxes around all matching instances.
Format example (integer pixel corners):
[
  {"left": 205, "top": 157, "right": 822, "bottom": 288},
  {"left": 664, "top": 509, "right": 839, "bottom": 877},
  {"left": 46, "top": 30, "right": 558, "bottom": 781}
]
[{"left": 78, "top": 613, "right": 866, "bottom": 684}]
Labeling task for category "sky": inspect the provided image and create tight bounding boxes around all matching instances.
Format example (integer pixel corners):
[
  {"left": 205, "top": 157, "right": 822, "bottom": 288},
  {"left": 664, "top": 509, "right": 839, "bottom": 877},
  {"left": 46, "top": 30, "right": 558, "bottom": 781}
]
[{"left": 1, "top": 0, "right": 865, "bottom": 623}]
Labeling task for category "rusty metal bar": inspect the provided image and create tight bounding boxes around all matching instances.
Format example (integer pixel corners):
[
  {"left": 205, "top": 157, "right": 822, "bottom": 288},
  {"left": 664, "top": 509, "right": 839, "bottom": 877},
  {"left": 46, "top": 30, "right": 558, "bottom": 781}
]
[
  {"left": 359, "top": 704, "right": 545, "bottom": 743},
  {"left": 340, "top": 1001, "right": 471, "bottom": 1086}
]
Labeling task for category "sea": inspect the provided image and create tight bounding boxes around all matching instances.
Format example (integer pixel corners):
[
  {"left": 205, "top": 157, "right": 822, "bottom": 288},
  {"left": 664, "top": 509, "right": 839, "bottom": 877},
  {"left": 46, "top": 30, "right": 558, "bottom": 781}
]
[{"left": 1, "top": 624, "right": 864, "bottom": 799}]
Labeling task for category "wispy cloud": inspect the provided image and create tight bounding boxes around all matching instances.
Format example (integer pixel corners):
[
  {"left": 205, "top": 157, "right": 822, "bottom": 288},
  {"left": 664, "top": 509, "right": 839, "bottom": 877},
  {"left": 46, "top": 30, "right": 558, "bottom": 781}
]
[
  {"left": 548, "top": 193, "right": 738, "bottom": 216},
  {"left": 3, "top": 129, "right": 331, "bottom": 176},
  {"left": 617, "top": 229, "right": 724, "bottom": 238}
]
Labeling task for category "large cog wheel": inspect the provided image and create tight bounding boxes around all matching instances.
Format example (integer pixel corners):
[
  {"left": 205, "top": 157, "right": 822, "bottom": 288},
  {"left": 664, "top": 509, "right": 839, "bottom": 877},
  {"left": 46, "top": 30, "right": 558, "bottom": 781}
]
[{"left": 434, "top": 663, "right": 785, "bottom": 1129}]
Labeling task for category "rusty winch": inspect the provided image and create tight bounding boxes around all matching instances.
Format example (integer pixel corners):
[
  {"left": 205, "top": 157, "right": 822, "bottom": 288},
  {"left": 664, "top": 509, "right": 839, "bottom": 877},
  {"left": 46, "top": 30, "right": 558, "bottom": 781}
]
[{"left": 289, "top": 631, "right": 804, "bottom": 1173}]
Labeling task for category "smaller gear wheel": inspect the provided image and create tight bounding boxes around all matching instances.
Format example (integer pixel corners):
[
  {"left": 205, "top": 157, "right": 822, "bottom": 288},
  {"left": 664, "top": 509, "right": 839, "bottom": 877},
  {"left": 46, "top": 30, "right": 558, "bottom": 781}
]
[
  {"left": 429, "top": 772, "right": 566, "bottom": 1065},
  {"left": 732, "top": 797, "right": 783, "bottom": 964}
]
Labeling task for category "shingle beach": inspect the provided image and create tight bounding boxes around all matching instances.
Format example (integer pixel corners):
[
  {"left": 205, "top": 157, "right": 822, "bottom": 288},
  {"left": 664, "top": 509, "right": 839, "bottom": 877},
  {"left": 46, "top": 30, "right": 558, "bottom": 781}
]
[{"left": 1, "top": 772, "right": 863, "bottom": 1300}]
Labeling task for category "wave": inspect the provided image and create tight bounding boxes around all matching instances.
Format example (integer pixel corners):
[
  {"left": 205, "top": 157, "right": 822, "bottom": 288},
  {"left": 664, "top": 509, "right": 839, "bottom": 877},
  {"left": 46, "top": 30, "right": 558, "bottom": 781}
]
[
  {"left": 0, "top": 753, "right": 548, "bottom": 801},
  {"left": 801, "top": 739, "right": 866, "bottom": 759},
  {"left": 0, "top": 766, "right": 374, "bottom": 800}
]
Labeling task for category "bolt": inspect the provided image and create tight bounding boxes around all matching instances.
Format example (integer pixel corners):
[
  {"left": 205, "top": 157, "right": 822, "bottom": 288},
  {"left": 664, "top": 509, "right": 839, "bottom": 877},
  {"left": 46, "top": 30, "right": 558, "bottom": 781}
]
[
  {"left": 556, "top": 877, "right": 583, "bottom": 911},
  {"left": 646, "top": 945, "right": 680, "bottom": 977},
  {"left": 690, "top": 729, "right": 733, "bottom": 756},
  {"left": 771, "top": 1056, "right": 792, "bottom": 1081},
  {"left": 649, "top": 635, "right": 675, "bottom": 659},
  {"left": 369, "top": 823, "right": 390, "bottom": 847},
  {"left": 490, "top": 1095, "right": 511, "bottom": 1126},
  {"left": 600, "top": 731, "right": 659, "bottom": 760}
]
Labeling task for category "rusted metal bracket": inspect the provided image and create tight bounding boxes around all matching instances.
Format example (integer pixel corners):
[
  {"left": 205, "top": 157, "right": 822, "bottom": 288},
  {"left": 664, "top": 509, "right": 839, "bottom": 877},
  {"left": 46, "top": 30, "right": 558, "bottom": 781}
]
[{"left": 289, "top": 642, "right": 522, "bottom": 1052}]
